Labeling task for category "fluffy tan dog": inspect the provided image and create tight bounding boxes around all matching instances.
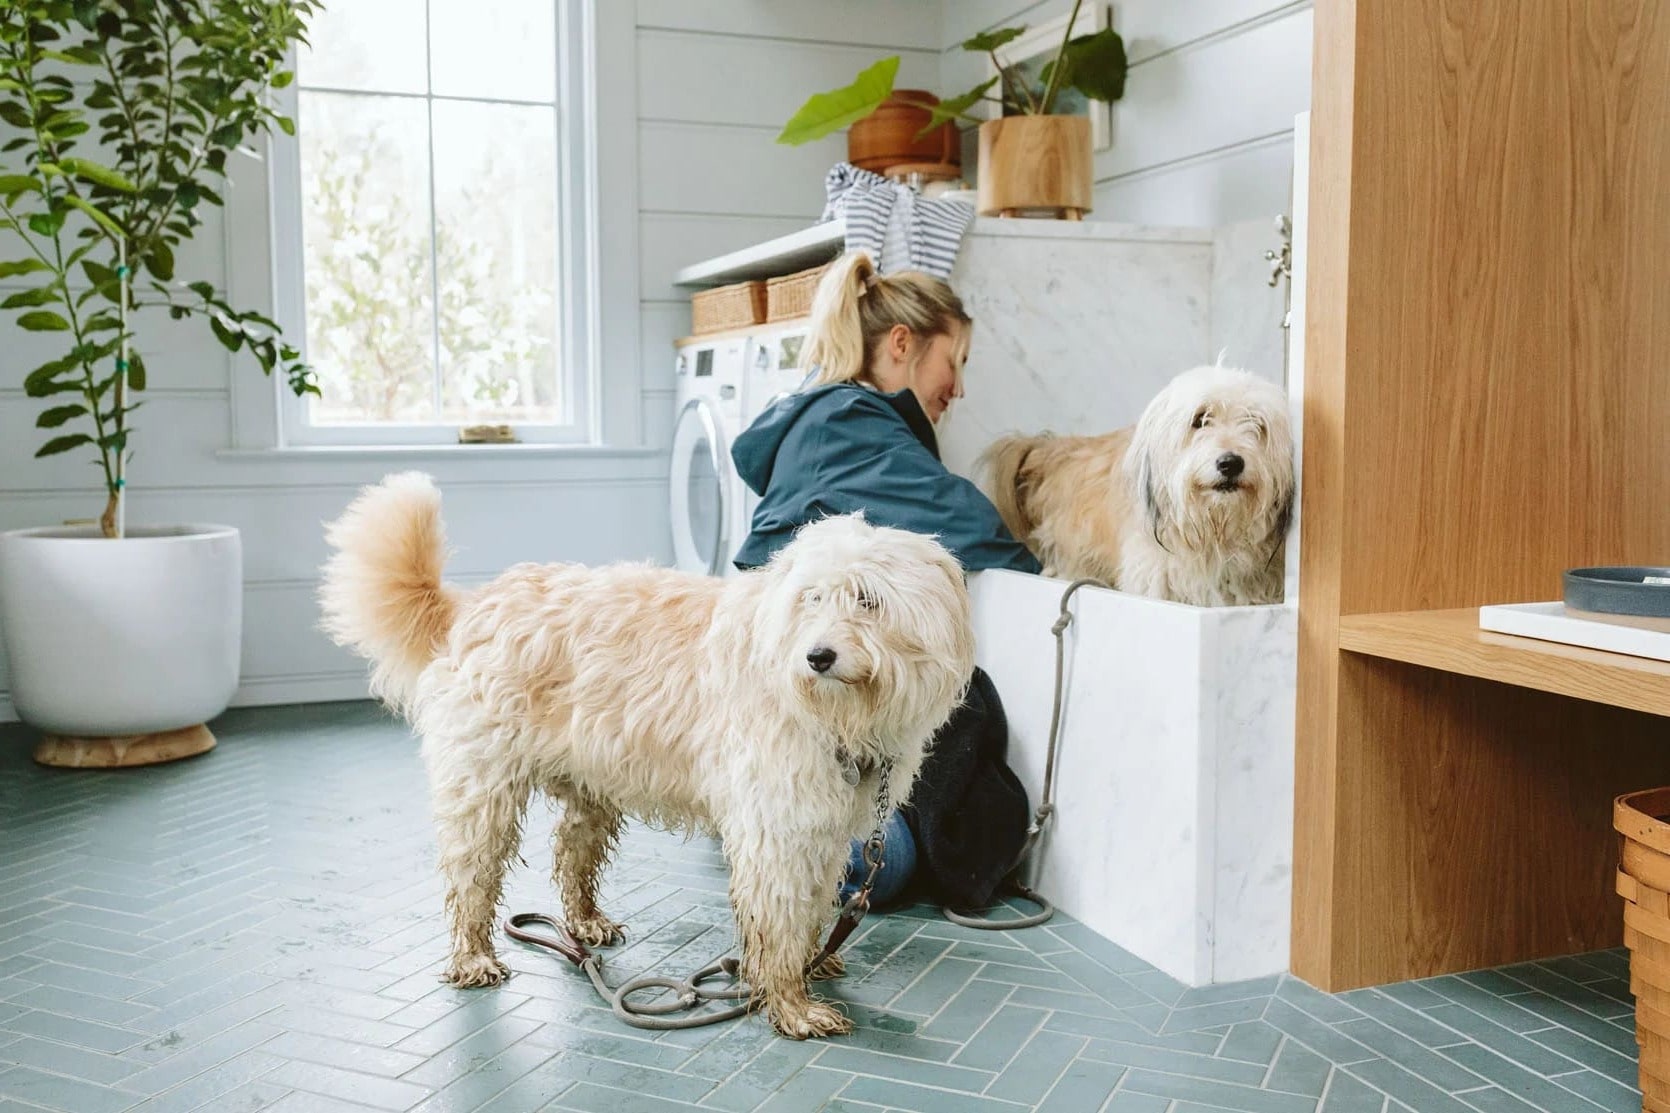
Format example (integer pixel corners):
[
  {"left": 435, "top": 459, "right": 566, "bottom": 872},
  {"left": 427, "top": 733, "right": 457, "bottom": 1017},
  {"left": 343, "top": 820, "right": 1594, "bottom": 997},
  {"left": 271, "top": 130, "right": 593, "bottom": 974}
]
[
  {"left": 983, "top": 365, "right": 1294, "bottom": 606},
  {"left": 318, "top": 473, "right": 974, "bottom": 1039}
]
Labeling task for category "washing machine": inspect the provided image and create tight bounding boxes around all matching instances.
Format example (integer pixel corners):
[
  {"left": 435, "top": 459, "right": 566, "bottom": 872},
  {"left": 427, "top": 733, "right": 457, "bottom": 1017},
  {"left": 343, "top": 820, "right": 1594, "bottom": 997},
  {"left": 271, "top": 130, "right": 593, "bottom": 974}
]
[
  {"left": 735, "top": 321, "right": 813, "bottom": 537},
  {"left": 669, "top": 333, "right": 750, "bottom": 576}
]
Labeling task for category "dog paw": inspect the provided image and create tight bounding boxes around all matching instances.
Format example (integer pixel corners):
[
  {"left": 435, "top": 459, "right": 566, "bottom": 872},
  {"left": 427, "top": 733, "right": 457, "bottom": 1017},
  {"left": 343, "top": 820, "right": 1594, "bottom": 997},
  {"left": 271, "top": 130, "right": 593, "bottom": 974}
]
[
  {"left": 567, "top": 914, "right": 625, "bottom": 947},
  {"left": 770, "top": 999, "right": 852, "bottom": 1040},
  {"left": 807, "top": 952, "right": 845, "bottom": 981},
  {"left": 443, "top": 953, "right": 509, "bottom": 988}
]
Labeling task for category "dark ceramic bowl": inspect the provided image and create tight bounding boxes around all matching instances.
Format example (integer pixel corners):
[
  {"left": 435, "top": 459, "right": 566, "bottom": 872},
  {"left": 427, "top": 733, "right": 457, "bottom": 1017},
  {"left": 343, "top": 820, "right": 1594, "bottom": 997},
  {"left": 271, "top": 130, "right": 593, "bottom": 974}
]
[{"left": 1563, "top": 567, "right": 1670, "bottom": 618}]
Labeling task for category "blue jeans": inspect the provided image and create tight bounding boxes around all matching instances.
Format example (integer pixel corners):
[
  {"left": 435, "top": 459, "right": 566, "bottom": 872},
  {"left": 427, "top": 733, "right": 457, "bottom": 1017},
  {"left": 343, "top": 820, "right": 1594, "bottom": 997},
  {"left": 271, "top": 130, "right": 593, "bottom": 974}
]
[{"left": 837, "top": 809, "right": 916, "bottom": 907}]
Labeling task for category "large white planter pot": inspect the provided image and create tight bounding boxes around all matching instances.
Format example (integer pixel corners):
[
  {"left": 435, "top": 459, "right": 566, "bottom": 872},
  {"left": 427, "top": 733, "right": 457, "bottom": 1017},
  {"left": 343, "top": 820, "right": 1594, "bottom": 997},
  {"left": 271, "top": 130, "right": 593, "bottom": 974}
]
[{"left": 0, "top": 525, "right": 242, "bottom": 752}]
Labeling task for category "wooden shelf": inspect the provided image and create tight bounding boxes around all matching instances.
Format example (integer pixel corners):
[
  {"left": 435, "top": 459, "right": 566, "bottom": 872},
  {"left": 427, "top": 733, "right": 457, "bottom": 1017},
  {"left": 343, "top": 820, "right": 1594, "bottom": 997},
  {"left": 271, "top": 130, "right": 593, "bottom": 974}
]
[
  {"left": 1338, "top": 608, "right": 1670, "bottom": 719},
  {"left": 673, "top": 220, "right": 846, "bottom": 287}
]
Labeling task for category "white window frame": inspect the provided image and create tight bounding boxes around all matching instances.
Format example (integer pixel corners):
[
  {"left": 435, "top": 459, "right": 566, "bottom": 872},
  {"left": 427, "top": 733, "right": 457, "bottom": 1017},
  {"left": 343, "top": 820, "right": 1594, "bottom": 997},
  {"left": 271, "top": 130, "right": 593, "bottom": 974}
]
[{"left": 259, "top": 0, "right": 610, "bottom": 448}]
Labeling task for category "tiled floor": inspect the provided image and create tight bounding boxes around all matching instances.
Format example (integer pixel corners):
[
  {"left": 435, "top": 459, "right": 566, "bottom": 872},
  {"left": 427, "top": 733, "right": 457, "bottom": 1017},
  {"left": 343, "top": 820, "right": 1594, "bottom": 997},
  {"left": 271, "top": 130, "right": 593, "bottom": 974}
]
[{"left": 0, "top": 702, "right": 1646, "bottom": 1112}]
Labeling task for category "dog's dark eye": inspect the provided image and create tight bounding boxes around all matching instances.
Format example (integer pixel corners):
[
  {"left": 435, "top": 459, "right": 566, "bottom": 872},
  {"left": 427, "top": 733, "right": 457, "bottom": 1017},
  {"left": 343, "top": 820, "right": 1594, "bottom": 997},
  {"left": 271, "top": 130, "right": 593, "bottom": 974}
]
[
  {"left": 1191, "top": 408, "right": 1208, "bottom": 430},
  {"left": 804, "top": 590, "right": 822, "bottom": 606},
  {"left": 857, "top": 591, "right": 877, "bottom": 611}
]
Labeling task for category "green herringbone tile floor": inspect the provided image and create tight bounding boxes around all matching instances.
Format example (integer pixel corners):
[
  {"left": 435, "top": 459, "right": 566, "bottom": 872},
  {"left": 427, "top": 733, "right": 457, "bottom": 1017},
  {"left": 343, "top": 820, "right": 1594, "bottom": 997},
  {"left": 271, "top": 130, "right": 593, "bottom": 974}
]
[{"left": 0, "top": 703, "right": 1646, "bottom": 1112}]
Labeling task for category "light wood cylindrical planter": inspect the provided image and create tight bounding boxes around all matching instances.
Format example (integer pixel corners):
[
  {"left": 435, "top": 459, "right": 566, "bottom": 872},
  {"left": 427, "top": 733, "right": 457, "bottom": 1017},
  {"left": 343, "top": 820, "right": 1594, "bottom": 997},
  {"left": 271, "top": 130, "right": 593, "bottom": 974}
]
[
  {"left": 976, "top": 116, "right": 1093, "bottom": 220},
  {"left": 1615, "top": 786, "right": 1670, "bottom": 1110}
]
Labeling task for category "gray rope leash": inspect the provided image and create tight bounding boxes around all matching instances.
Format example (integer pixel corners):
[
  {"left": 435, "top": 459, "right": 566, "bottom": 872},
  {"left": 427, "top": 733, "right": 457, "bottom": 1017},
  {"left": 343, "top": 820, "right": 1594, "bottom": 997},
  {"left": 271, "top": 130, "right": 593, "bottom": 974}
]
[
  {"left": 944, "top": 577, "right": 1101, "bottom": 931},
  {"left": 505, "top": 763, "right": 895, "bottom": 1031}
]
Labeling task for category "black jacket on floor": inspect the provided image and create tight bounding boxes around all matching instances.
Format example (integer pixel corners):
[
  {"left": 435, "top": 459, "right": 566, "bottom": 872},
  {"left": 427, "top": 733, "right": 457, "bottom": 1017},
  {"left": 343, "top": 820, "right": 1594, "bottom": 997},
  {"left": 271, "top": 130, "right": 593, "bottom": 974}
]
[{"left": 902, "top": 667, "right": 1031, "bottom": 910}]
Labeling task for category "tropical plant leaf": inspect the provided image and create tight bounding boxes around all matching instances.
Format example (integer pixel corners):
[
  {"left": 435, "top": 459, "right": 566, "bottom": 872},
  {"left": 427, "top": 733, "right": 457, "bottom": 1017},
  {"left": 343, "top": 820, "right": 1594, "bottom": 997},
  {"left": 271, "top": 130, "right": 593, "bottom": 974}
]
[
  {"left": 776, "top": 55, "right": 900, "bottom": 146},
  {"left": 1055, "top": 29, "right": 1128, "bottom": 104},
  {"left": 36, "top": 403, "right": 88, "bottom": 428},
  {"left": 16, "top": 309, "right": 70, "bottom": 331},
  {"left": 961, "top": 27, "right": 1026, "bottom": 53},
  {"left": 916, "top": 78, "right": 998, "bottom": 138},
  {"left": 36, "top": 433, "right": 94, "bottom": 457}
]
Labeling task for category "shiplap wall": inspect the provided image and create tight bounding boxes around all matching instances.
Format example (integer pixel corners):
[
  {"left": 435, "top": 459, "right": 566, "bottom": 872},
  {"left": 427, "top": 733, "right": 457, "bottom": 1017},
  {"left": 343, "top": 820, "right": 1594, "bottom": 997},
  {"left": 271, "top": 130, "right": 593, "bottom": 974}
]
[
  {"left": 633, "top": 1, "right": 942, "bottom": 437},
  {"left": 941, "top": 0, "right": 1313, "bottom": 226}
]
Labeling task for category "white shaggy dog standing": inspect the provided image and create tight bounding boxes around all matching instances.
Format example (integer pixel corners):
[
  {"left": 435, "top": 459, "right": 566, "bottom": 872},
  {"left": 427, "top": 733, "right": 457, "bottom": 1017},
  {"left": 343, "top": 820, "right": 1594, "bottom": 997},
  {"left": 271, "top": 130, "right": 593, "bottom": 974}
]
[
  {"left": 318, "top": 473, "right": 974, "bottom": 1038},
  {"left": 983, "top": 365, "right": 1294, "bottom": 605}
]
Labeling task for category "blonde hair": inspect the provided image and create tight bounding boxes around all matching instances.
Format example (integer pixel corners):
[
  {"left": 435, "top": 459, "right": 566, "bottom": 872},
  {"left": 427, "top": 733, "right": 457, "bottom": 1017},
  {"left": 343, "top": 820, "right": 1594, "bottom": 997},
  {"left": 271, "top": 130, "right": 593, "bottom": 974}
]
[{"left": 802, "top": 252, "right": 971, "bottom": 387}]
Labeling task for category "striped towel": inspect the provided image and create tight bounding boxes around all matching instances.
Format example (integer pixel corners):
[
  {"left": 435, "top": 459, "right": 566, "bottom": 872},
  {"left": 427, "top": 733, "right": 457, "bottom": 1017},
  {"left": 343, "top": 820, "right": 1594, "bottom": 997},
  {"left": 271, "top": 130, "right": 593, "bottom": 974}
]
[{"left": 820, "top": 162, "right": 975, "bottom": 279}]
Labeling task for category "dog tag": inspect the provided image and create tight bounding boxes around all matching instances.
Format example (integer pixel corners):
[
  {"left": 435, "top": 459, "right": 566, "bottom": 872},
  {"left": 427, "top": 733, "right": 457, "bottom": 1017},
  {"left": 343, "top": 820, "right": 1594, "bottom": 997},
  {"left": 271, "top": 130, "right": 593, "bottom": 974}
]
[{"left": 839, "top": 752, "right": 861, "bottom": 787}]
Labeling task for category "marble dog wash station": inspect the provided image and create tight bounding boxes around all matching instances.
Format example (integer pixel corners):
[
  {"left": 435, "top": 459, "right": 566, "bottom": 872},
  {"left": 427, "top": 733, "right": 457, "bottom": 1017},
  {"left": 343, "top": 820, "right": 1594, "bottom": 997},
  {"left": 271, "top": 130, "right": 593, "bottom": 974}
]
[{"left": 942, "top": 218, "right": 1299, "bottom": 987}]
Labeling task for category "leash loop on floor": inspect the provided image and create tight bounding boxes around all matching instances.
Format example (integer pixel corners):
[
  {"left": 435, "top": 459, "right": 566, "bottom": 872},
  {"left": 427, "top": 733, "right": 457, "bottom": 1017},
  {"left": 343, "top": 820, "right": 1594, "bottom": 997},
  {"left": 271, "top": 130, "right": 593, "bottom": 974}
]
[
  {"left": 505, "top": 761, "right": 895, "bottom": 1030},
  {"left": 943, "top": 577, "right": 1101, "bottom": 931}
]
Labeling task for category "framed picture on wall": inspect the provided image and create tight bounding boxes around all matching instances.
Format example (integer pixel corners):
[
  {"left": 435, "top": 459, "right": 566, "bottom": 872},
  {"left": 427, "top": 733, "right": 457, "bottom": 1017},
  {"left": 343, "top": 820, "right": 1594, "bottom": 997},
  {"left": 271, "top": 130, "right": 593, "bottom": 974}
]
[{"left": 980, "top": 4, "right": 1114, "bottom": 152}]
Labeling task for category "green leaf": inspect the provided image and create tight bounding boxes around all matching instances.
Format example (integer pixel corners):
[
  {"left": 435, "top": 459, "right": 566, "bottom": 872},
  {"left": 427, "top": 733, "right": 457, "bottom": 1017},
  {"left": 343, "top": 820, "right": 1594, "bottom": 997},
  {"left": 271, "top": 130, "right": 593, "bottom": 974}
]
[
  {"left": 27, "top": 210, "right": 66, "bottom": 236},
  {"left": 0, "top": 258, "right": 51, "bottom": 279},
  {"left": 144, "top": 240, "right": 174, "bottom": 280},
  {"left": 962, "top": 27, "right": 1026, "bottom": 53},
  {"left": 775, "top": 55, "right": 900, "bottom": 146},
  {"left": 275, "top": 115, "right": 295, "bottom": 137},
  {"left": 16, "top": 310, "right": 70, "bottom": 331},
  {"left": 2, "top": 286, "right": 60, "bottom": 309},
  {"left": 0, "top": 174, "right": 41, "bottom": 196},
  {"left": 36, "top": 403, "right": 88, "bottom": 428},
  {"left": 1058, "top": 29, "right": 1128, "bottom": 104},
  {"left": 63, "top": 195, "right": 124, "bottom": 237},
  {"left": 60, "top": 156, "right": 139, "bottom": 192},
  {"left": 23, "top": 353, "right": 83, "bottom": 396},
  {"left": 127, "top": 349, "right": 146, "bottom": 390},
  {"left": 36, "top": 433, "right": 93, "bottom": 458},
  {"left": 270, "top": 69, "right": 294, "bottom": 88},
  {"left": 210, "top": 315, "right": 243, "bottom": 351},
  {"left": 81, "top": 258, "right": 115, "bottom": 288},
  {"left": 916, "top": 78, "right": 999, "bottom": 137}
]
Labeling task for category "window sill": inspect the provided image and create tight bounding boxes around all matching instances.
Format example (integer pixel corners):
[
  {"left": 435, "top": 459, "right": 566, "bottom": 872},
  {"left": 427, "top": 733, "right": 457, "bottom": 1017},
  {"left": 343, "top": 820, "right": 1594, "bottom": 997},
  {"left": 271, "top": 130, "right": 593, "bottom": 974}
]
[{"left": 216, "top": 443, "right": 666, "bottom": 463}]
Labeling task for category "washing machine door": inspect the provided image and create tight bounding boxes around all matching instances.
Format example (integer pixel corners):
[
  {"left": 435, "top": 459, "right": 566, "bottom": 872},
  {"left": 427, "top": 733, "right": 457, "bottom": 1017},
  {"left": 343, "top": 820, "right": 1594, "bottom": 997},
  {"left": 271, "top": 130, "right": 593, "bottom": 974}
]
[{"left": 669, "top": 397, "right": 732, "bottom": 575}]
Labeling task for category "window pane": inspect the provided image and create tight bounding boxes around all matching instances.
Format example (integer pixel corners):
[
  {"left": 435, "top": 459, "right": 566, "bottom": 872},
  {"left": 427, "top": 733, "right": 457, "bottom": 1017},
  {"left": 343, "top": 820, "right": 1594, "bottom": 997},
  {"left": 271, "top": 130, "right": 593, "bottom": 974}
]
[
  {"left": 430, "top": 0, "right": 555, "bottom": 102},
  {"left": 300, "top": 93, "right": 437, "bottom": 424},
  {"left": 431, "top": 101, "right": 560, "bottom": 424},
  {"left": 298, "top": 0, "right": 427, "bottom": 94}
]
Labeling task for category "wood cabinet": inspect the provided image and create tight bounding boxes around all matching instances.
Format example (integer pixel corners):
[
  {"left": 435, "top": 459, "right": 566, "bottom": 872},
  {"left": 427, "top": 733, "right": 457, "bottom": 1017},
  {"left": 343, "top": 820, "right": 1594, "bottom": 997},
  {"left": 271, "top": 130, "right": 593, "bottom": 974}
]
[{"left": 1291, "top": 0, "right": 1670, "bottom": 990}]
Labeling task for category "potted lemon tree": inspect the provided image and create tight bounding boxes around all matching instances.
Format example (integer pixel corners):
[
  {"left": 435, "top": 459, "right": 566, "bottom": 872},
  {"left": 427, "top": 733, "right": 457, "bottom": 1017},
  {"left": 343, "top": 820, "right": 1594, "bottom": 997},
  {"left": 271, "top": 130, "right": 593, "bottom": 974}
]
[
  {"left": 778, "top": 0, "right": 1127, "bottom": 219},
  {"left": 0, "top": 0, "right": 318, "bottom": 766}
]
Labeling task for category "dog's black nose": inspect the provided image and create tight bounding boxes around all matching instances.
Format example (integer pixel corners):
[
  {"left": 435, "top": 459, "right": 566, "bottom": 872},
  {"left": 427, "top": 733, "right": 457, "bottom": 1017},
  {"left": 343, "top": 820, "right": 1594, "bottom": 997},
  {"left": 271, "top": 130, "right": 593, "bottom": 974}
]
[
  {"left": 1215, "top": 453, "right": 1245, "bottom": 479},
  {"left": 806, "top": 647, "right": 837, "bottom": 673}
]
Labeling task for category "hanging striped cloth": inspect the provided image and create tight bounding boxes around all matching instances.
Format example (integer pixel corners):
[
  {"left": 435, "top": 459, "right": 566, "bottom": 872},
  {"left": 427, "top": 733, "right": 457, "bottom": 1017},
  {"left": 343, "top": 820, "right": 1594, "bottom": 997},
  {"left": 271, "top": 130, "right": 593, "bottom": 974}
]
[{"left": 820, "top": 162, "right": 975, "bottom": 279}]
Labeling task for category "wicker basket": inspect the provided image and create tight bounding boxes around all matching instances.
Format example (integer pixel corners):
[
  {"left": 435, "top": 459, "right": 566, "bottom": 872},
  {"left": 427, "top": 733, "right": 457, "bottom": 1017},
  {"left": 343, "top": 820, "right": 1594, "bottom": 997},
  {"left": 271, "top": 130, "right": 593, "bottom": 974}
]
[
  {"left": 691, "top": 280, "right": 767, "bottom": 335},
  {"left": 1616, "top": 786, "right": 1670, "bottom": 1110},
  {"left": 766, "top": 264, "right": 828, "bottom": 323}
]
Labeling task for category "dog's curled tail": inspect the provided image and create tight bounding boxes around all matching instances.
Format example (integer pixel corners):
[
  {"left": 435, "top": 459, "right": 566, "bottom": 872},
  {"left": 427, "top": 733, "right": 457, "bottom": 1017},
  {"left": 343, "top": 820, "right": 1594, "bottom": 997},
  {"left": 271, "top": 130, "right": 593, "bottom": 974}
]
[
  {"left": 319, "top": 471, "right": 457, "bottom": 708},
  {"left": 979, "top": 434, "right": 1047, "bottom": 547}
]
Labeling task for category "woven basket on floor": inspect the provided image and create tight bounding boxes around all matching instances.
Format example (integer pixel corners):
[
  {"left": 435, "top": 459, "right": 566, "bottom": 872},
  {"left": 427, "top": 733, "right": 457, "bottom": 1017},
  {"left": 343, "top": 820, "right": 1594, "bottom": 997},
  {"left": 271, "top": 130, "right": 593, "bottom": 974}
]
[
  {"left": 765, "top": 264, "right": 828, "bottom": 323},
  {"left": 691, "top": 280, "right": 767, "bottom": 335},
  {"left": 1616, "top": 786, "right": 1670, "bottom": 1111}
]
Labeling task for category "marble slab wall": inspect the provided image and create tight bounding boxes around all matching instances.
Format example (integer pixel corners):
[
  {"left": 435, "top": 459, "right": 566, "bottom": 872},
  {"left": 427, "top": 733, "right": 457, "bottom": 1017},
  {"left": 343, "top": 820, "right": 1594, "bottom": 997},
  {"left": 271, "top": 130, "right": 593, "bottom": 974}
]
[{"left": 968, "top": 569, "right": 1298, "bottom": 986}]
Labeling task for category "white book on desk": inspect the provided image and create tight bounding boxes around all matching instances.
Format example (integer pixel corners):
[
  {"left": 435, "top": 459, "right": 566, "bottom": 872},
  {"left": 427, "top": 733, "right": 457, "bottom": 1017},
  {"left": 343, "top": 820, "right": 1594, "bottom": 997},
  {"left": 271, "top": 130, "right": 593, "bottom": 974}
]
[{"left": 1478, "top": 601, "right": 1670, "bottom": 663}]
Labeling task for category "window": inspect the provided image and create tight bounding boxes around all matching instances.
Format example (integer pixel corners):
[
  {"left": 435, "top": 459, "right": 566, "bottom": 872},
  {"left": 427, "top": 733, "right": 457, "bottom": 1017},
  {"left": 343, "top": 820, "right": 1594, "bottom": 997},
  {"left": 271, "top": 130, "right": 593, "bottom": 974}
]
[{"left": 271, "top": 0, "right": 595, "bottom": 445}]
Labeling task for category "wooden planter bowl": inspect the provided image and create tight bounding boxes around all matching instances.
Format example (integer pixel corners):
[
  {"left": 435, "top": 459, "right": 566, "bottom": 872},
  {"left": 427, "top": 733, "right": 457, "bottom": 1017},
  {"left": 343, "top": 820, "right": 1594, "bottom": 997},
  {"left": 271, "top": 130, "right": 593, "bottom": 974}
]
[
  {"left": 1615, "top": 785, "right": 1670, "bottom": 1109},
  {"left": 976, "top": 115, "right": 1094, "bottom": 219},
  {"left": 848, "top": 90, "right": 960, "bottom": 175}
]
